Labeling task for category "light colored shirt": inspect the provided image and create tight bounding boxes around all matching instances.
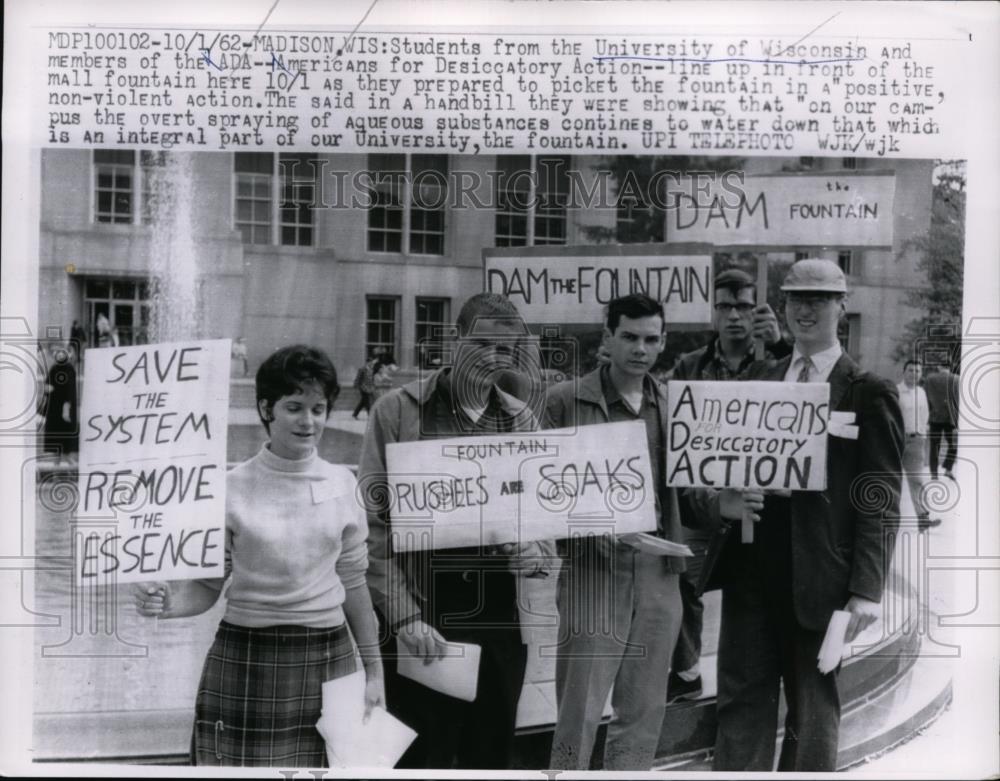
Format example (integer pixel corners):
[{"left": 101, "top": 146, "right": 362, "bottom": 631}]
[
  {"left": 896, "top": 381, "right": 929, "bottom": 436},
  {"left": 784, "top": 343, "right": 843, "bottom": 383},
  {"left": 219, "top": 445, "right": 369, "bottom": 628}
]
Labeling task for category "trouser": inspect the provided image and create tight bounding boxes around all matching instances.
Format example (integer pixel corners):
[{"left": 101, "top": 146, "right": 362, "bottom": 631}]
[
  {"left": 352, "top": 392, "right": 372, "bottom": 417},
  {"left": 713, "top": 504, "right": 841, "bottom": 772},
  {"left": 381, "top": 629, "right": 527, "bottom": 770},
  {"left": 550, "top": 544, "right": 682, "bottom": 770},
  {"left": 928, "top": 422, "right": 957, "bottom": 476},
  {"left": 902, "top": 434, "right": 929, "bottom": 518},
  {"left": 672, "top": 527, "right": 711, "bottom": 675}
]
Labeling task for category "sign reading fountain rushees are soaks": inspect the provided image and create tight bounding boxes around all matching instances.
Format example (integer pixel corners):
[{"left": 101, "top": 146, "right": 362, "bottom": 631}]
[
  {"left": 385, "top": 421, "right": 657, "bottom": 551},
  {"left": 74, "top": 340, "right": 231, "bottom": 586}
]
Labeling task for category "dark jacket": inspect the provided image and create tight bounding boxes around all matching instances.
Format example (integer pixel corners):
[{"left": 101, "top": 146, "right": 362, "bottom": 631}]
[
  {"left": 358, "top": 368, "right": 543, "bottom": 629},
  {"left": 700, "top": 353, "right": 905, "bottom": 631},
  {"left": 542, "top": 367, "right": 686, "bottom": 573}
]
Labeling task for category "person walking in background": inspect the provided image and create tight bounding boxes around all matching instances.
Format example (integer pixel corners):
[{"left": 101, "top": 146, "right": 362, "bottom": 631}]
[
  {"left": 667, "top": 268, "right": 788, "bottom": 705},
  {"left": 897, "top": 360, "right": 940, "bottom": 531},
  {"left": 923, "top": 361, "right": 960, "bottom": 480},
  {"left": 132, "top": 345, "right": 384, "bottom": 767},
  {"left": 70, "top": 319, "right": 86, "bottom": 355},
  {"left": 546, "top": 294, "right": 686, "bottom": 771},
  {"left": 41, "top": 341, "right": 79, "bottom": 467},
  {"left": 357, "top": 293, "right": 554, "bottom": 770},
  {"left": 371, "top": 354, "right": 399, "bottom": 402},
  {"left": 352, "top": 356, "right": 378, "bottom": 419},
  {"left": 706, "top": 259, "right": 903, "bottom": 772},
  {"left": 95, "top": 313, "right": 119, "bottom": 348}
]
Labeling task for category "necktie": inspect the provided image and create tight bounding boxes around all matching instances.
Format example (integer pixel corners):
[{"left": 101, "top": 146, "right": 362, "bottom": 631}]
[{"left": 796, "top": 356, "right": 814, "bottom": 383}]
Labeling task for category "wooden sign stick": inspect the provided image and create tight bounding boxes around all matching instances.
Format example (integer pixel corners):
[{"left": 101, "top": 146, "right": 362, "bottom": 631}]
[{"left": 754, "top": 255, "right": 769, "bottom": 361}]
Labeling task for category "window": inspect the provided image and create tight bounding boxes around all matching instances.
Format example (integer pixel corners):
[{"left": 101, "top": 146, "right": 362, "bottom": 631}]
[
  {"left": 794, "top": 251, "right": 810, "bottom": 262},
  {"left": 84, "top": 277, "right": 152, "bottom": 346},
  {"left": 842, "top": 157, "right": 857, "bottom": 170},
  {"left": 234, "top": 153, "right": 318, "bottom": 246},
  {"left": 837, "top": 250, "right": 854, "bottom": 275},
  {"left": 366, "top": 154, "right": 447, "bottom": 255},
  {"left": 415, "top": 297, "right": 450, "bottom": 367},
  {"left": 838, "top": 313, "right": 860, "bottom": 358},
  {"left": 494, "top": 155, "right": 571, "bottom": 247},
  {"left": 616, "top": 172, "right": 665, "bottom": 243},
  {"left": 798, "top": 156, "right": 815, "bottom": 170},
  {"left": 94, "top": 150, "right": 135, "bottom": 223},
  {"left": 366, "top": 297, "right": 398, "bottom": 360},
  {"left": 279, "top": 153, "right": 318, "bottom": 247}
]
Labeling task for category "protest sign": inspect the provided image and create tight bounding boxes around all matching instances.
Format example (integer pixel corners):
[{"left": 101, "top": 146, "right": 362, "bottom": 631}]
[
  {"left": 385, "top": 420, "right": 656, "bottom": 551},
  {"left": 484, "top": 246, "right": 713, "bottom": 326},
  {"left": 666, "top": 380, "right": 830, "bottom": 491},
  {"left": 74, "top": 339, "right": 231, "bottom": 586},
  {"left": 663, "top": 172, "right": 896, "bottom": 248}
]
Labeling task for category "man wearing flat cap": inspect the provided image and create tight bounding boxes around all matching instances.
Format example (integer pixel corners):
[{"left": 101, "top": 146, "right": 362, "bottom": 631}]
[{"left": 706, "top": 259, "right": 904, "bottom": 772}]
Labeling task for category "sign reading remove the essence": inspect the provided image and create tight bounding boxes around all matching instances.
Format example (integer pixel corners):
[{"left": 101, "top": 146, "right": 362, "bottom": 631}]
[
  {"left": 484, "top": 252, "right": 713, "bottom": 326},
  {"left": 74, "top": 339, "right": 231, "bottom": 585},
  {"left": 666, "top": 380, "right": 830, "bottom": 491},
  {"left": 385, "top": 421, "right": 657, "bottom": 551}
]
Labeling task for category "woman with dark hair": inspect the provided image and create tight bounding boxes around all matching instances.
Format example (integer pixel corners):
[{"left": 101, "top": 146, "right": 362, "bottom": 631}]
[{"left": 133, "top": 344, "right": 383, "bottom": 767}]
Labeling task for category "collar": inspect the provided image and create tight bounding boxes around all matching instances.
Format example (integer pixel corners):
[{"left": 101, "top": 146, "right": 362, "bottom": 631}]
[
  {"left": 709, "top": 336, "right": 755, "bottom": 370},
  {"left": 600, "top": 365, "right": 657, "bottom": 409},
  {"left": 258, "top": 443, "right": 318, "bottom": 473},
  {"left": 789, "top": 343, "right": 843, "bottom": 382}
]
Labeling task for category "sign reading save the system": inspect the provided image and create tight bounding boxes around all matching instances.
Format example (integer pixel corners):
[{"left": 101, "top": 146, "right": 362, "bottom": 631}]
[
  {"left": 666, "top": 381, "right": 830, "bottom": 491},
  {"left": 74, "top": 339, "right": 231, "bottom": 585},
  {"left": 484, "top": 251, "right": 713, "bottom": 325},
  {"left": 385, "top": 421, "right": 657, "bottom": 551}
]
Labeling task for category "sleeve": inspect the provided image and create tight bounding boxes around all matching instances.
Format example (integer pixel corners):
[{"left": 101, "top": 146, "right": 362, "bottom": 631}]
[
  {"left": 357, "top": 394, "right": 424, "bottom": 629},
  {"left": 336, "top": 474, "right": 370, "bottom": 591},
  {"left": 848, "top": 377, "right": 905, "bottom": 603},
  {"left": 680, "top": 487, "right": 725, "bottom": 532}
]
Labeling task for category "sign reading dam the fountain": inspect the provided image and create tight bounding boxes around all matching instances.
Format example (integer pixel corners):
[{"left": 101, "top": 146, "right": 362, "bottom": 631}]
[
  {"left": 666, "top": 381, "right": 830, "bottom": 491},
  {"left": 483, "top": 244, "right": 713, "bottom": 326},
  {"left": 386, "top": 421, "right": 656, "bottom": 551},
  {"left": 662, "top": 172, "right": 895, "bottom": 248},
  {"left": 74, "top": 339, "right": 231, "bottom": 586}
]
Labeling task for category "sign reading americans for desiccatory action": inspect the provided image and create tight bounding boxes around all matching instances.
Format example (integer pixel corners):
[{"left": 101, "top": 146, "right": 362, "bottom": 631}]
[
  {"left": 385, "top": 421, "right": 657, "bottom": 551},
  {"left": 74, "top": 339, "right": 231, "bottom": 585},
  {"left": 666, "top": 380, "right": 830, "bottom": 491}
]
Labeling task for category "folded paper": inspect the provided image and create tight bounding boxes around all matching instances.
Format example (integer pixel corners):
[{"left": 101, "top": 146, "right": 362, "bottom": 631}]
[{"left": 397, "top": 641, "right": 482, "bottom": 702}]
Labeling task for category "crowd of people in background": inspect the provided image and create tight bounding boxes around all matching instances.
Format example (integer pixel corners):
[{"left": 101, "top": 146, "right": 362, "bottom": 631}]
[{"left": 50, "top": 260, "right": 962, "bottom": 771}]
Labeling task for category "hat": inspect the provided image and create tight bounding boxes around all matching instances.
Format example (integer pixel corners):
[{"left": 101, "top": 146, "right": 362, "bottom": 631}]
[{"left": 780, "top": 258, "right": 847, "bottom": 293}]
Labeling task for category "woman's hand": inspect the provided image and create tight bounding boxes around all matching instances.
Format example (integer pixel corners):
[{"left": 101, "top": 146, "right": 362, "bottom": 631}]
[
  {"left": 131, "top": 582, "right": 170, "bottom": 617},
  {"left": 362, "top": 661, "right": 386, "bottom": 723}
]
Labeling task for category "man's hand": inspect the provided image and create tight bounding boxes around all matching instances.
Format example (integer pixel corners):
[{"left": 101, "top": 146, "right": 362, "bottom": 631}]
[
  {"left": 396, "top": 619, "right": 448, "bottom": 665},
  {"left": 752, "top": 304, "right": 782, "bottom": 346},
  {"left": 719, "top": 489, "right": 765, "bottom": 522},
  {"left": 503, "top": 541, "right": 552, "bottom": 578},
  {"left": 844, "top": 595, "right": 880, "bottom": 642}
]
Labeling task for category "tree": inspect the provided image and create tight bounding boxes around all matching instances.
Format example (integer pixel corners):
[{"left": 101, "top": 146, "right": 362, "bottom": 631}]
[{"left": 894, "top": 160, "right": 965, "bottom": 369}]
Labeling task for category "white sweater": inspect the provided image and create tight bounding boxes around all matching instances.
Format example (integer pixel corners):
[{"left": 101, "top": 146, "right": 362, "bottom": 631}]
[{"left": 220, "top": 445, "right": 369, "bottom": 628}]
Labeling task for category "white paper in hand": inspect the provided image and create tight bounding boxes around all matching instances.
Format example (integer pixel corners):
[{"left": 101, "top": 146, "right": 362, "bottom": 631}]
[
  {"left": 619, "top": 533, "right": 694, "bottom": 557},
  {"left": 396, "top": 641, "right": 481, "bottom": 702},
  {"left": 817, "top": 610, "right": 852, "bottom": 674},
  {"left": 317, "top": 670, "right": 416, "bottom": 768}
]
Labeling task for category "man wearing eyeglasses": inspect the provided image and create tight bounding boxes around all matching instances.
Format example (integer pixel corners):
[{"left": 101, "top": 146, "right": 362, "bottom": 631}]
[
  {"left": 666, "top": 268, "right": 790, "bottom": 705},
  {"left": 707, "top": 259, "right": 904, "bottom": 772}
]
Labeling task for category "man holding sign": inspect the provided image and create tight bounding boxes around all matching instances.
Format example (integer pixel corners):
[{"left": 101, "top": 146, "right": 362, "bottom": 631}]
[
  {"left": 706, "top": 259, "right": 904, "bottom": 772},
  {"left": 545, "top": 294, "right": 687, "bottom": 771},
  {"left": 358, "top": 293, "right": 554, "bottom": 770},
  {"left": 667, "top": 268, "right": 790, "bottom": 705}
]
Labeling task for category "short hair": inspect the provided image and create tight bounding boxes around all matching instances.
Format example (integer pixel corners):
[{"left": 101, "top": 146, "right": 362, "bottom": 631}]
[
  {"left": 714, "top": 268, "right": 756, "bottom": 298},
  {"left": 455, "top": 293, "right": 522, "bottom": 336},
  {"left": 255, "top": 344, "right": 340, "bottom": 429},
  {"left": 903, "top": 359, "right": 921, "bottom": 370},
  {"left": 606, "top": 294, "right": 664, "bottom": 333}
]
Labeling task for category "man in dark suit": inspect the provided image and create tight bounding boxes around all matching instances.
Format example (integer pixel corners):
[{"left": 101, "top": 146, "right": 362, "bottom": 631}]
[{"left": 705, "top": 259, "right": 904, "bottom": 772}]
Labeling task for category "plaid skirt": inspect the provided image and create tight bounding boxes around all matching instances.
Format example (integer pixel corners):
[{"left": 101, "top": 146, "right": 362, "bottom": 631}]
[{"left": 192, "top": 621, "right": 357, "bottom": 767}]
